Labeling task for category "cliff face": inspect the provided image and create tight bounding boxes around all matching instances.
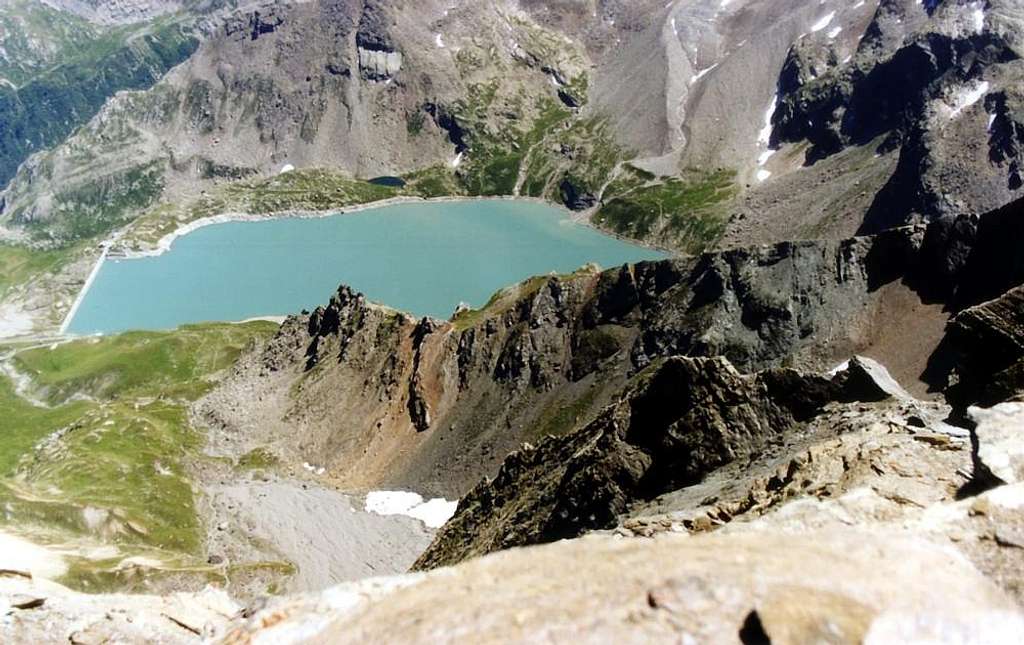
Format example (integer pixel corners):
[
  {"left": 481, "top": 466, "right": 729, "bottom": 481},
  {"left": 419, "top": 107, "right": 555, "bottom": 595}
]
[{"left": 196, "top": 198, "right": 1024, "bottom": 500}]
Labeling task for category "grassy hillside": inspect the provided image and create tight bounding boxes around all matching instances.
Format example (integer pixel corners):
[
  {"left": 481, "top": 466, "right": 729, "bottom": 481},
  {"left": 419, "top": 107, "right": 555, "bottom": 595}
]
[{"left": 0, "top": 321, "right": 277, "bottom": 590}]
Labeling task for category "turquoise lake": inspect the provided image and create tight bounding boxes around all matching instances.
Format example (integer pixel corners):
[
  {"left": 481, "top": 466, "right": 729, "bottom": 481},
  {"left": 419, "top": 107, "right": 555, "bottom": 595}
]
[{"left": 67, "top": 200, "right": 665, "bottom": 335}]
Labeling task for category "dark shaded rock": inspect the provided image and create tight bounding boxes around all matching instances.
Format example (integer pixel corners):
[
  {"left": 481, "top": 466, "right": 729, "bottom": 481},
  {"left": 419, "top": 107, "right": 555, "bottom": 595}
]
[
  {"left": 408, "top": 318, "right": 440, "bottom": 432},
  {"left": 355, "top": 0, "right": 394, "bottom": 52},
  {"left": 559, "top": 176, "right": 597, "bottom": 210},
  {"left": 413, "top": 356, "right": 881, "bottom": 570},
  {"left": 249, "top": 10, "right": 283, "bottom": 41},
  {"left": 424, "top": 102, "right": 468, "bottom": 154},
  {"left": 943, "top": 285, "right": 1024, "bottom": 408},
  {"left": 556, "top": 88, "right": 581, "bottom": 109}
]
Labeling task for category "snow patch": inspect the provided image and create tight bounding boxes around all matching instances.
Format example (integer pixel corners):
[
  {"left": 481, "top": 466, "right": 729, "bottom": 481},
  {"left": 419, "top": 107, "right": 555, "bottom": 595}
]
[
  {"left": 279, "top": 164, "right": 295, "bottom": 174},
  {"left": 810, "top": 11, "right": 836, "bottom": 32},
  {"left": 948, "top": 81, "right": 990, "bottom": 120},
  {"left": 302, "top": 462, "right": 326, "bottom": 476},
  {"left": 970, "top": 4, "right": 985, "bottom": 33},
  {"left": 435, "top": 33, "right": 445, "bottom": 48},
  {"left": 758, "top": 97, "right": 777, "bottom": 147},
  {"left": 365, "top": 491, "right": 458, "bottom": 528},
  {"left": 689, "top": 63, "right": 717, "bottom": 86}
]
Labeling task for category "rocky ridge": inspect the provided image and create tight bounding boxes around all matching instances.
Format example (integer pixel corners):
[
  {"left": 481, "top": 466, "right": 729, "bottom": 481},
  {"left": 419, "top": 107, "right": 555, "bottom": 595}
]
[{"left": 197, "top": 197, "right": 1024, "bottom": 499}]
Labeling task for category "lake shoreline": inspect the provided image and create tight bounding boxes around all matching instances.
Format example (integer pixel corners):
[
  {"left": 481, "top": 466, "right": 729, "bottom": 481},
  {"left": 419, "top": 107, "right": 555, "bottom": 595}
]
[
  {"left": 48, "top": 194, "right": 669, "bottom": 337},
  {"left": 117, "top": 194, "right": 675, "bottom": 260}
]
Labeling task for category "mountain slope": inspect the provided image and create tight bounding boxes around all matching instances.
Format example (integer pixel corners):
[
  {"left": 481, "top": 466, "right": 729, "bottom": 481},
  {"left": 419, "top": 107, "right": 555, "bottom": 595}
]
[
  {"left": 6, "top": 0, "right": 1024, "bottom": 252},
  {"left": 0, "top": 0, "right": 208, "bottom": 192}
]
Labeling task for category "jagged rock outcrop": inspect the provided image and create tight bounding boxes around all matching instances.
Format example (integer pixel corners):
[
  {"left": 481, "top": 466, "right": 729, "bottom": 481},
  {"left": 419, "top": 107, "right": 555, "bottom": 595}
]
[
  {"left": 941, "top": 285, "right": 1024, "bottom": 408},
  {"left": 412, "top": 356, "right": 935, "bottom": 569},
  {"left": 766, "top": 0, "right": 1024, "bottom": 233}
]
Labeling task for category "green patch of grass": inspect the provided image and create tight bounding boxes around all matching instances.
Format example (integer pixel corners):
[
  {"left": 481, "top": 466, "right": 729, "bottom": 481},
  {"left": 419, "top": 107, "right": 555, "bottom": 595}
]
[
  {"left": 531, "top": 384, "right": 601, "bottom": 441},
  {"left": 457, "top": 96, "right": 574, "bottom": 197},
  {"left": 237, "top": 447, "right": 280, "bottom": 470},
  {"left": 0, "top": 322, "right": 277, "bottom": 560},
  {"left": 13, "top": 322, "right": 277, "bottom": 405},
  {"left": 406, "top": 110, "right": 426, "bottom": 137},
  {"left": 594, "top": 169, "right": 738, "bottom": 251},
  {"left": 0, "top": 374, "right": 90, "bottom": 476},
  {"left": 7, "top": 399, "right": 204, "bottom": 552},
  {"left": 21, "top": 161, "right": 166, "bottom": 244},
  {"left": 403, "top": 165, "right": 466, "bottom": 198},
  {"left": 520, "top": 115, "right": 625, "bottom": 202},
  {"left": 227, "top": 169, "right": 399, "bottom": 215},
  {"left": 601, "top": 164, "right": 655, "bottom": 200},
  {"left": 0, "top": 243, "right": 82, "bottom": 298},
  {"left": 452, "top": 266, "right": 599, "bottom": 331}
]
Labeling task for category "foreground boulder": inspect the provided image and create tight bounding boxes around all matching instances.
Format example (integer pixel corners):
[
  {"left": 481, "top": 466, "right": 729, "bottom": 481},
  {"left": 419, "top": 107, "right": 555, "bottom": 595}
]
[
  {"left": 0, "top": 575, "right": 239, "bottom": 643},
  {"left": 221, "top": 529, "right": 1023, "bottom": 644},
  {"left": 943, "top": 285, "right": 1024, "bottom": 409}
]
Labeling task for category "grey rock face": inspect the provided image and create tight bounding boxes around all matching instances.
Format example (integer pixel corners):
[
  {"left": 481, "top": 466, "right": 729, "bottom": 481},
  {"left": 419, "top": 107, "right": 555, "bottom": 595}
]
[
  {"left": 972, "top": 403, "right": 1024, "bottom": 487},
  {"left": 357, "top": 47, "right": 403, "bottom": 81},
  {"left": 355, "top": 0, "right": 402, "bottom": 81}
]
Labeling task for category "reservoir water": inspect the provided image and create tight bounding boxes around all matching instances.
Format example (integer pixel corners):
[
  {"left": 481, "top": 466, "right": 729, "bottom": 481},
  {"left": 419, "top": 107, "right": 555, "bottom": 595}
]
[{"left": 67, "top": 200, "right": 665, "bottom": 335}]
